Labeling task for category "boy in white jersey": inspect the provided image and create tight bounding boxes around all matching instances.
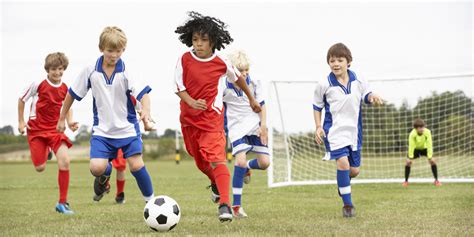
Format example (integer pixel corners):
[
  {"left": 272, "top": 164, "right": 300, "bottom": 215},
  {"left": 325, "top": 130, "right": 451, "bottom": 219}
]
[
  {"left": 223, "top": 50, "right": 270, "bottom": 218},
  {"left": 57, "top": 26, "right": 155, "bottom": 203},
  {"left": 313, "top": 43, "right": 383, "bottom": 217}
]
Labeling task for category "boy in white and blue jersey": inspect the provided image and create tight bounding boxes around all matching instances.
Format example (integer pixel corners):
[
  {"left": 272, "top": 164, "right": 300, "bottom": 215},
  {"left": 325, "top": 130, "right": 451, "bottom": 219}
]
[
  {"left": 313, "top": 43, "right": 383, "bottom": 218},
  {"left": 223, "top": 50, "right": 270, "bottom": 218},
  {"left": 57, "top": 26, "right": 155, "bottom": 203}
]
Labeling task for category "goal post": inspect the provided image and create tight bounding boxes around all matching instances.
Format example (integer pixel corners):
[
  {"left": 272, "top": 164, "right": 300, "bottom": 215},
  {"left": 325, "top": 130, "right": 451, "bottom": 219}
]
[{"left": 267, "top": 73, "right": 474, "bottom": 187}]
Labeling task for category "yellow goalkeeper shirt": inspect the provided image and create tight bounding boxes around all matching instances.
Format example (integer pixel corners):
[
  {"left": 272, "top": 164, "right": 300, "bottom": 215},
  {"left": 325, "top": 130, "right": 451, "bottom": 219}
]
[{"left": 408, "top": 128, "right": 433, "bottom": 158}]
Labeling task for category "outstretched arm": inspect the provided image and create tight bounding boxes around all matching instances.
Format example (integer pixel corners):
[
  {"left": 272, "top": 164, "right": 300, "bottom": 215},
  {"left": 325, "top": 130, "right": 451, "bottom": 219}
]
[
  {"left": 57, "top": 93, "right": 75, "bottom": 133},
  {"left": 235, "top": 77, "right": 261, "bottom": 113},
  {"left": 368, "top": 93, "right": 384, "bottom": 106}
]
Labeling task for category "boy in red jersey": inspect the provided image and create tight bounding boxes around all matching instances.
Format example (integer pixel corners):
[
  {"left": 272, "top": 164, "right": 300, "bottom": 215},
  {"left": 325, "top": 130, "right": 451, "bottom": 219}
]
[
  {"left": 174, "top": 11, "right": 261, "bottom": 222},
  {"left": 18, "top": 52, "right": 78, "bottom": 214}
]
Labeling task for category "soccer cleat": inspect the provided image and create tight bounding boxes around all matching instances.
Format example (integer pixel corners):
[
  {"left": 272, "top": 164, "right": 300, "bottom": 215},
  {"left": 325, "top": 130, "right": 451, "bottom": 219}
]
[
  {"left": 434, "top": 180, "right": 442, "bottom": 186},
  {"left": 244, "top": 170, "right": 251, "bottom": 184},
  {"left": 218, "top": 204, "right": 233, "bottom": 222},
  {"left": 232, "top": 206, "right": 248, "bottom": 218},
  {"left": 207, "top": 184, "right": 220, "bottom": 204},
  {"left": 342, "top": 205, "right": 356, "bottom": 218},
  {"left": 55, "top": 202, "right": 74, "bottom": 215},
  {"left": 402, "top": 181, "right": 409, "bottom": 187},
  {"left": 115, "top": 192, "right": 125, "bottom": 204},
  {"left": 47, "top": 150, "right": 53, "bottom": 160},
  {"left": 93, "top": 175, "right": 111, "bottom": 202}
]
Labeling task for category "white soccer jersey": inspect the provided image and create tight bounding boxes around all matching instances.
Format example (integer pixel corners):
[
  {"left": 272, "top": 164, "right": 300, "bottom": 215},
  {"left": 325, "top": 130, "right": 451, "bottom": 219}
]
[
  {"left": 69, "top": 56, "right": 151, "bottom": 139},
  {"left": 313, "top": 69, "right": 372, "bottom": 151},
  {"left": 223, "top": 75, "right": 265, "bottom": 143}
]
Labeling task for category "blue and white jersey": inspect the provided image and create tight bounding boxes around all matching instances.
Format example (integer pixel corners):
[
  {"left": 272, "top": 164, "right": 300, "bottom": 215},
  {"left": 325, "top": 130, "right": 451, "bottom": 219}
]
[
  {"left": 313, "top": 69, "right": 371, "bottom": 151},
  {"left": 69, "top": 56, "right": 151, "bottom": 139},
  {"left": 222, "top": 75, "right": 265, "bottom": 143}
]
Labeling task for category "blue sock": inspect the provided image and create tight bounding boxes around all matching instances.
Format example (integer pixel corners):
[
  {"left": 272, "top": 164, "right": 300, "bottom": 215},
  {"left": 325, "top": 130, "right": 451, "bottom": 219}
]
[
  {"left": 337, "top": 170, "right": 352, "bottom": 206},
  {"left": 104, "top": 162, "right": 112, "bottom": 176},
  {"left": 131, "top": 166, "right": 154, "bottom": 201},
  {"left": 232, "top": 166, "right": 247, "bottom": 206},
  {"left": 247, "top": 159, "right": 262, "bottom": 170}
]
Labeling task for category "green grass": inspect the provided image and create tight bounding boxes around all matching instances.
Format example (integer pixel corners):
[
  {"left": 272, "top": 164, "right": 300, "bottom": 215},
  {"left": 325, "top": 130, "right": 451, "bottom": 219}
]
[{"left": 0, "top": 160, "right": 473, "bottom": 236}]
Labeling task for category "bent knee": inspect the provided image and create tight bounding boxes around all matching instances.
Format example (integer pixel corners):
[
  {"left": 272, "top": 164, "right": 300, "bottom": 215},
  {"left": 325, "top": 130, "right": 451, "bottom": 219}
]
[
  {"left": 35, "top": 164, "right": 46, "bottom": 172},
  {"left": 90, "top": 166, "right": 105, "bottom": 177},
  {"left": 258, "top": 160, "right": 270, "bottom": 170},
  {"left": 350, "top": 168, "right": 360, "bottom": 178}
]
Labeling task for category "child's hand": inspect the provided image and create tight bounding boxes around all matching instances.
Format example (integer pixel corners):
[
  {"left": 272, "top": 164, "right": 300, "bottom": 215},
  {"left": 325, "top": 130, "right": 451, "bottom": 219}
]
[
  {"left": 18, "top": 120, "right": 30, "bottom": 135},
  {"left": 190, "top": 99, "right": 207, "bottom": 110},
  {"left": 139, "top": 110, "right": 157, "bottom": 131},
  {"left": 249, "top": 99, "right": 261, "bottom": 113},
  {"left": 314, "top": 127, "right": 325, "bottom": 145},
  {"left": 258, "top": 125, "right": 268, "bottom": 146},
  {"left": 67, "top": 121, "right": 79, "bottom": 132},
  {"left": 144, "top": 117, "right": 157, "bottom": 131},
  {"left": 369, "top": 93, "right": 384, "bottom": 106},
  {"left": 57, "top": 120, "right": 66, "bottom": 133}
]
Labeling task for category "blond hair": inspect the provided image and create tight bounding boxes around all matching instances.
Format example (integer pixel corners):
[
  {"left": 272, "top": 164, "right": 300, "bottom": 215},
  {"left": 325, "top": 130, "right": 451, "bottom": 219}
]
[
  {"left": 44, "top": 52, "right": 68, "bottom": 72},
  {"left": 99, "top": 26, "right": 127, "bottom": 50},
  {"left": 228, "top": 50, "right": 250, "bottom": 70}
]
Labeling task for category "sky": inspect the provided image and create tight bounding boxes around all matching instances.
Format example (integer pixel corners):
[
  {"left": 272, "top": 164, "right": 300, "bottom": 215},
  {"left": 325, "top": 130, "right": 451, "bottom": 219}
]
[{"left": 1, "top": 0, "right": 473, "bottom": 138}]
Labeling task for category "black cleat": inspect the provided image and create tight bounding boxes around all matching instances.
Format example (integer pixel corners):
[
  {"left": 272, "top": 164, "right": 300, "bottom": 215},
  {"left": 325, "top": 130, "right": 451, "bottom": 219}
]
[
  {"left": 218, "top": 204, "right": 233, "bottom": 222},
  {"left": 47, "top": 151, "right": 53, "bottom": 160},
  {"left": 93, "top": 175, "right": 110, "bottom": 202},
  {"left": 342, "top": 205, "right": 356, "bottom": 218},
  {"left": 207, "top": 184, "right": 220, "bottom": 204},
  {"left": 115, "top": 192, "right": 125, "bottom": 204}
]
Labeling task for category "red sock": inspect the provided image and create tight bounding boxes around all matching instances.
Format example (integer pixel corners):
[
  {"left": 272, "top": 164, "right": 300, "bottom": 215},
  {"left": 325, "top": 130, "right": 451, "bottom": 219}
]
[
  {"left": 116, "top": 179, "right": 125, "bottom": 195},
  {"left": 195, "top": 158, "right": 215, "bottom": 184},
  {"left": 58, "top": 169, "right": 69, "bottom": 203},
  {"left": 213, "top": 164, "right": 230, "bottom": 205}
]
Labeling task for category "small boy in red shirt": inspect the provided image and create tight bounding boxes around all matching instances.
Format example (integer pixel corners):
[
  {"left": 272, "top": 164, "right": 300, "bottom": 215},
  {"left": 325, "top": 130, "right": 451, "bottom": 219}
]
[
  {"left": 18, "top": 52, "right": 78, "bottom": 214},
  {"left": 174, "top": 12, "right": 261, "bottom": 222}
]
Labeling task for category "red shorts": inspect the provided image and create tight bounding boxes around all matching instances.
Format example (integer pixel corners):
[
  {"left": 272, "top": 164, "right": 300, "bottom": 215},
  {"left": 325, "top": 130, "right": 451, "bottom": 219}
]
[
  {"left": 182, "top": 126, "right": 226, "bottom": 163},
  {"left": 112, "top": 149, "right": 127, "bottom": 171},
  {"left": 27, "top": 132, "right": 72, "bottom": 167}
]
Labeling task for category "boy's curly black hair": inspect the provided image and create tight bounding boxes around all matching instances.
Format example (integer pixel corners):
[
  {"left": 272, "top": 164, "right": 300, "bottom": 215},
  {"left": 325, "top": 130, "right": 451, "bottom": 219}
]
[{"left": 175, "top": 11, "right": 233, "bottom": 51}]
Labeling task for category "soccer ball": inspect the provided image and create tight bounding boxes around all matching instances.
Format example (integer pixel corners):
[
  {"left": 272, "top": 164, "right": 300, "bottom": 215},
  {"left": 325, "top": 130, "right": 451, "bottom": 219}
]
[{"left": 143, "top": 195, "right": 181, "bottom": 232}]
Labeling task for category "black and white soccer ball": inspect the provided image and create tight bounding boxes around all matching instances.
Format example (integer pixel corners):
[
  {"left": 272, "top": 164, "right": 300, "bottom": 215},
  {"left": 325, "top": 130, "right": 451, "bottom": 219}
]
[{"left": 143, "top": 195, "right": 181, "bottom": 232}]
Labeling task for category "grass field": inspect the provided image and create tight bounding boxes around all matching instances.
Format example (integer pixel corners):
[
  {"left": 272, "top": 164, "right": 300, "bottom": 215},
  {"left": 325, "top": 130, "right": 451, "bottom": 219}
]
[{"left": 0, "top": 160, "right": 473, "bottom": 236}]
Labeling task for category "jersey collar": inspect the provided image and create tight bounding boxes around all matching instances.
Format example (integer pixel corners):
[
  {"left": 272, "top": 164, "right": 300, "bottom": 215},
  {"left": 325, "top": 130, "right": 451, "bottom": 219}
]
[
  {"left": 189, "top": 49, "right": 217, "bottom": 62},
  {"left": 327, "top": 69, "right": 357, "bottom": 94},
  {"left": 94, "top": 56, "right": 125, "bottom": 73}
]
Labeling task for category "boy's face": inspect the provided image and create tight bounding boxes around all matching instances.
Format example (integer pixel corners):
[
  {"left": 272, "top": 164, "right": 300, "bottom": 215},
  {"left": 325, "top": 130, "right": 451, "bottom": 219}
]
[
  {"left": 416, "top": 126, "right": 425, "bottom": 134},
  {"left": 47, "top": 66, "right": 65, "bottom": 83},
  {"left": 192, "top": 32, "right": 213, "bottom": 59},
  {"left": 238, "top": 67, "right": 249, "bottom": 79},
  {"left": 101, "top": 47, "right": 125, "bottom": 67},
  {"left": 328, "top": 56, "right": 350, "bottom": 78}
]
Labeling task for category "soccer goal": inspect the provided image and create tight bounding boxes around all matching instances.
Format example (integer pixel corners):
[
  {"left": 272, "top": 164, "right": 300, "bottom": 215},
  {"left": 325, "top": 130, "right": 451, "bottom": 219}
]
[{"left": 267, "top": 73, "right": 474, "bottom": 187}]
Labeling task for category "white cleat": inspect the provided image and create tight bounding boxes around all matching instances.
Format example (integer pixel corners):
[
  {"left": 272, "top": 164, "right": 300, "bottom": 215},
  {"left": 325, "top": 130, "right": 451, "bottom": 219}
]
[{"left": 232, "top": 206, "right": 248, "bottom": 218}]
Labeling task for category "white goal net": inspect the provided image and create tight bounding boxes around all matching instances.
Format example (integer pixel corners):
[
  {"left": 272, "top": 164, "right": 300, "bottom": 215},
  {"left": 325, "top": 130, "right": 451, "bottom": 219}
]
[{"left": 267, "top": 74, "right": 474, "bottom": 187}]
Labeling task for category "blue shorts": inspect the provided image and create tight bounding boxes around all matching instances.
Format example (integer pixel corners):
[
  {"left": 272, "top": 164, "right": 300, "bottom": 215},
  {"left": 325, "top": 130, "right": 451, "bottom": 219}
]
[
  {"left": 330, "top": 146, "right": 361, "bottom": 168},
  {"left": 90, "top": 135, "right": 142, "bottom": 159},
  {"left": 231, "top": 135, "right": 269, "bottom": 156}
]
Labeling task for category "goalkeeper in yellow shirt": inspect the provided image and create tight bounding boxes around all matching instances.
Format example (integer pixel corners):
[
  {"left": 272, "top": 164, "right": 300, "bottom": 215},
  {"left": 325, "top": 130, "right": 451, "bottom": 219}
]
[{"left": 404, "top": 118, "right": 441, "bottom": 187}]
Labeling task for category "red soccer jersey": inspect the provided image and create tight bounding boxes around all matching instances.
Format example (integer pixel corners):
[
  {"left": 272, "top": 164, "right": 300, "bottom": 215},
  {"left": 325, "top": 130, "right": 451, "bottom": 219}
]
[
  {"left": 175, "top": 50, "right": 241, "bottom": 132},
  {"left": 20, "top": 79, "right": 68, "bottom": 134}
]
